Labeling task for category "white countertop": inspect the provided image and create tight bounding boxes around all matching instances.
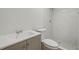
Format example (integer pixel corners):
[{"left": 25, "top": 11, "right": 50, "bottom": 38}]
[{"left": 0, "top": 30, "right": 41, "bottom": 49}]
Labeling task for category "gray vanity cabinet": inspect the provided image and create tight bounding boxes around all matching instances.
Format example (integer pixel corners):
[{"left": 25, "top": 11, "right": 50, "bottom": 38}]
[
  {"left": 3, "top": 41, "right": 26, "bottom": 50},
  {"left": 3, "top": 35, "right": 41, "bottom": 50},
  {"left": 26, "top": 35, "right": 41, "bottom": 50}
]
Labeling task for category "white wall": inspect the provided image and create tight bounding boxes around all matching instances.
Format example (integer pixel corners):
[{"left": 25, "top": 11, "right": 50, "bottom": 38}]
[
  {"left": 0, "top": 8, "right": 52, "bottom": 43},
  {"left": 0, "top": 8, "right": 45, "bottom": 35},
  {"left": 52, "top": 8, "right": 78, "bottom": 49}
]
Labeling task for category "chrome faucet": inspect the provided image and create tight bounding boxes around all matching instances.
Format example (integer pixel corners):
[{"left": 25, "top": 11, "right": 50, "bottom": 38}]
[
  {"left": 15, "top": 30, "right": 23, "bottom": 38},
  {"left": 16, "top": 30, "right": 23, "bottom": 34}
]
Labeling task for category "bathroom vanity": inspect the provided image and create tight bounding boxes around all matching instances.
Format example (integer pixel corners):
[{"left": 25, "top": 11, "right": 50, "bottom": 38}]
[{"left": 0, "top": 30, "right": 41, "bottom": 50}]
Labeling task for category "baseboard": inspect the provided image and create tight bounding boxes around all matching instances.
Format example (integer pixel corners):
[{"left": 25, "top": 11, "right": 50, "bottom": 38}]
[{"left": 58, "top": 46, "right": 67, "bottom": 50}]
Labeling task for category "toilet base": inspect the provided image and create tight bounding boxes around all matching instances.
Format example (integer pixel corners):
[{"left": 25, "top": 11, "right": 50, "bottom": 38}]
[{"left": 41, "top": 43, "right": 63, "bottom": 50}]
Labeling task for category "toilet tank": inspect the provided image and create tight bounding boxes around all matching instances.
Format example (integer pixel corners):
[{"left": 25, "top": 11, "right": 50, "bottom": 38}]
[{"left": 34, "top": 28, "right": 47, "bottom": 40}]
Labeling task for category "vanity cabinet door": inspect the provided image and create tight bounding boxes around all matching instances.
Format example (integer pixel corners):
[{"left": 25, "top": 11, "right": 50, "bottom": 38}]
[
  {"left": 26, "top": 35, "right": 41, "bottom": 50},
  {"left": 3, "top": 41, "right": 26, "bottom": 50}
]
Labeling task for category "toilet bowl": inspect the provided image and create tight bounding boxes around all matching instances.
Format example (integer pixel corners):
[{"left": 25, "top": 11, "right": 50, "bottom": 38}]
[{"left": 42, "top": 39, "right": 59, "bottom": 50}]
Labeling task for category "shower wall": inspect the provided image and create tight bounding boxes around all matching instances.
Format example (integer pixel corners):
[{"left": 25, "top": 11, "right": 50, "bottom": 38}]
[{"left": 51, "top": 8, "right": 78, "bottom": 50}]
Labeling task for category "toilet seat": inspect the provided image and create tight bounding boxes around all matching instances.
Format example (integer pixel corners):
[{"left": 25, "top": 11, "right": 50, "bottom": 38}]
[{"left": 42, "top": 39, "right": 58, "bottom": 49}]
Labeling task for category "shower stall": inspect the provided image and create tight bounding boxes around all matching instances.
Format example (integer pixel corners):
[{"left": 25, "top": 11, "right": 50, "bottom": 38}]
[{"left": 50, "top": 8, "right": 78, "bottom": 50}]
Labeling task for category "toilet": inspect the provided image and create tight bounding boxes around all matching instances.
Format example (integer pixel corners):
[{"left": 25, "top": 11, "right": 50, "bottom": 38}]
[
  {"left": 42, "top": 39, "right": 59, "bottom": 50},
  {"left": 35, "top": 28, "right": 61, "bottom": 50}
]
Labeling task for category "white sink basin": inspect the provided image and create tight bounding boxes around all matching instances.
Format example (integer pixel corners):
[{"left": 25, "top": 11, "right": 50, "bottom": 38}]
[{"left": 17, "top": 30, "right": 40, "bottom": 39}]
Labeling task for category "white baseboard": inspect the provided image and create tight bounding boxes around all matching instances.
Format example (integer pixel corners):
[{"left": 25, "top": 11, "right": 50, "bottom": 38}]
[{"left": 58, "top": 46, "right": 67, "bottom": 50}]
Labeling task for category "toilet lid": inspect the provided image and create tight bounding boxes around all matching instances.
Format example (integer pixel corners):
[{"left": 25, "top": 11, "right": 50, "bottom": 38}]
[{"left": 42, "top": 39, "right": 58, "bottom": 47}]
